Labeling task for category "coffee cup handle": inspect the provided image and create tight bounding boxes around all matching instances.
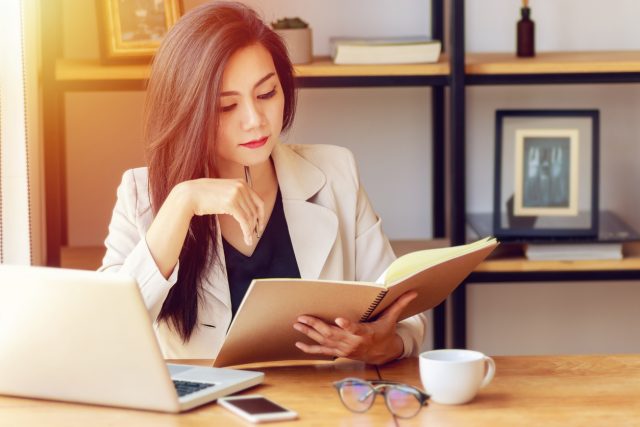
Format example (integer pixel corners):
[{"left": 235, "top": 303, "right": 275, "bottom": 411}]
[{"left": 480, "top": 356, "right": 495, "bottom": 389}]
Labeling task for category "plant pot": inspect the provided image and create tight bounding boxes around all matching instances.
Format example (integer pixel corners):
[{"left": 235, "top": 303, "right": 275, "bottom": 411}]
[{"left": 274, "top": 27, "right": 313, "bottom": 64}]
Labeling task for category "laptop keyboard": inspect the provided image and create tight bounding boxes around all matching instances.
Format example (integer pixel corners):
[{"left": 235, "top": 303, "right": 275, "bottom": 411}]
[{"left": 173, "top": 380, "right": 216, "bottom": 397}]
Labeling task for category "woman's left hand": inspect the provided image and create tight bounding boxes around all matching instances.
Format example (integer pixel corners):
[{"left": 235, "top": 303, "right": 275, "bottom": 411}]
[{"left": 293, "top": 291, "right": 418, "bottom": 365}]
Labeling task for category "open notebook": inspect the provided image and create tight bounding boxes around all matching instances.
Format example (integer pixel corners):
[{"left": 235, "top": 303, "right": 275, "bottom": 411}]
[{"left": 213, "top": 237, "right": 498, "bottom": 367}]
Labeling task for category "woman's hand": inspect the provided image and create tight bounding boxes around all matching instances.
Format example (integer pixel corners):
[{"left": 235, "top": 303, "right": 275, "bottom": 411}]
[
  {"left": 178, "top": 178, "right": 266, "bottom": 245},
  {"left": 146, "top": 177, "right": 265, "bottom": 278},
  {"left": 292, "top": 291, "right": 418, "bottom": 365}
]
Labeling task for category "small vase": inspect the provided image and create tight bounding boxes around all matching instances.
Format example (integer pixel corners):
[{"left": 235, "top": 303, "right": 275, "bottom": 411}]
[
  {"left": 516, "top": 7, "right": 535, "bottom": 57},
  {"left": 274, "top": 28, "right": 313, "bottom": 64}
]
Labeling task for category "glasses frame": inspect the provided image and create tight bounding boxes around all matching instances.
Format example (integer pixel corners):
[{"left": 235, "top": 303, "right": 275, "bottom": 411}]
[{"left": 333, "top": 377, "right": 429, "bottom": 419}]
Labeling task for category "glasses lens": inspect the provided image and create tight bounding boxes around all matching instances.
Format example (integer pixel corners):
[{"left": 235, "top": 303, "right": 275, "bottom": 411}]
[
  {"left": 386, "top": 386, "right": 422, "bottom": 418},
  {"left": 339, "top": 381, "right": 375, "bottom": 413}
]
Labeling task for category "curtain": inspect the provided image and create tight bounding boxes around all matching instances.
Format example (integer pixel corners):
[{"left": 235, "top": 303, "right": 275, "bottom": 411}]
[{"left": 0, "top": 0, "right": 32, "bottom": 264}]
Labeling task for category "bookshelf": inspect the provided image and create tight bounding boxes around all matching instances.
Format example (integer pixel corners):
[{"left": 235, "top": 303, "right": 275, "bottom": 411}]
[
  {"left": 43, "top": 0, "right": 640, "bottom": 351},
  {"left": 449, "top": 0, "right": 640, "bottom": 347}
]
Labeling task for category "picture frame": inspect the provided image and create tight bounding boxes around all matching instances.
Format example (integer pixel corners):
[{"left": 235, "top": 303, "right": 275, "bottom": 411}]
[
  {"left": 96, "top": 0, "right": 183, "bottom": 63},
  {"left": 493, "top": 110, "right": 600, "bottom": 240}
]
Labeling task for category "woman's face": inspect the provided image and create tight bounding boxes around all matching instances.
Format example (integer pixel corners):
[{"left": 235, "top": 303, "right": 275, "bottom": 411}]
[{"left": 215, "top": 43, "right": 285, "bottom": 171}]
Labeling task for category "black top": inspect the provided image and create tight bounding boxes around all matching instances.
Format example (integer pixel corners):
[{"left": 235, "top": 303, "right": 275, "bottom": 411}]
[{"left": 222, "top": 189, "right": 301, "bottom": 317}]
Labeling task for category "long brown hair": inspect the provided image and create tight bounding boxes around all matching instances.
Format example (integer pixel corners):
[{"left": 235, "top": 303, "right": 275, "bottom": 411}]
[{"left": 144, "top": 1, "right": 296, "bottom": 342}]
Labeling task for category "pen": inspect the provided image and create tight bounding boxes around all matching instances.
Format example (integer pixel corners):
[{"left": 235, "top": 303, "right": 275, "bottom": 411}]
[
  {"left": 244, "top": 166, "right": 260, "bottom": 239},
  {"left": 243, "top": 165, "right": 253, "bottom": 188}
]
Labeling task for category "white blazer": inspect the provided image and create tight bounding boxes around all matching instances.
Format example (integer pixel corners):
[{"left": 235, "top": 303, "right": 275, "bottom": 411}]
[{"left": 100, "top": 142, "right": 427, "bottom": 359}]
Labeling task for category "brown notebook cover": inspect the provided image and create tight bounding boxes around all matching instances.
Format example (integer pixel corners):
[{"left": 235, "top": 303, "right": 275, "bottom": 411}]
[{"left": 213, "top": 238, "right": 498, "bottom": 367}]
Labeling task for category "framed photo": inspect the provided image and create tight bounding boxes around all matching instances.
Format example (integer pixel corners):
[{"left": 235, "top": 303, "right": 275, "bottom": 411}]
[
  {"left": 493, "top": 110, "right": 600, "bottom": 240},
  {"left": 96, "top": 0, "right": 183, "bottom": 63}
]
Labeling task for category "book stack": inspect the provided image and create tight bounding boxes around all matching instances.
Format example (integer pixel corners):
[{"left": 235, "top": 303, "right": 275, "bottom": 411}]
[
  {"left": 524, "top": 243, "right": 623, "bottom": 261},
  {"left": 330, "top": 36, "right": 441, "bottom": 65}
]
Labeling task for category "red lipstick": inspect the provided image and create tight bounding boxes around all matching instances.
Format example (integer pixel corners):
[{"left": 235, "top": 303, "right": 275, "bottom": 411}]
[{"left": 241, "top": 136, "right": 268, "bottom": 149}]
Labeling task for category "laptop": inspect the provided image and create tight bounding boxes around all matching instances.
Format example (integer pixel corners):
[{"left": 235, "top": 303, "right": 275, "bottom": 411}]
[{"left": 0, "top": 265, "right": 263, "bottom": 413}]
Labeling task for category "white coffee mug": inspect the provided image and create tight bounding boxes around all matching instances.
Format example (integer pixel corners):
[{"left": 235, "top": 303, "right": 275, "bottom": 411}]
[{"left": 419, "top": 349, "right": 495, "bottom": 405}]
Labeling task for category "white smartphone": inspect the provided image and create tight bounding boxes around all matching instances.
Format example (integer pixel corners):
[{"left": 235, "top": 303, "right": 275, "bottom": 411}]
[{"left": 218, "top": 394, "right": 298, "bottom": 423}]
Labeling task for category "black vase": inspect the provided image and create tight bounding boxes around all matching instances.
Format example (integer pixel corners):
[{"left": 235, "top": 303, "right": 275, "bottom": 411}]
[{"left": 517, "top": 7, "right": 535, "bottom": 57}]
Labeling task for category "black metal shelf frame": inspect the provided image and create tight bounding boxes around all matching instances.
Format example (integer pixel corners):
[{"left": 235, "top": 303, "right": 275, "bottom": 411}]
[
  {"left": 448, "top": 0, "right": 640, "bottom": 348},
  {"left": 469, "top": 270, "right": 640, "bottom": 283},
  {"left": 467, "top": 73, "right": 640, "bottom": 86}
]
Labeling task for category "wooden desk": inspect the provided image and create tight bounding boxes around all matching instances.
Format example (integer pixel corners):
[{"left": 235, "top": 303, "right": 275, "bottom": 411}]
[
  {"left": 381, "top": 355, "right": 640, "bottom": 426},
  {"left": 2, "top": 355, "right": 640, "bottom": 426},
  {"left": 0, "top": 359, "right": 393, "bottom": 427}
]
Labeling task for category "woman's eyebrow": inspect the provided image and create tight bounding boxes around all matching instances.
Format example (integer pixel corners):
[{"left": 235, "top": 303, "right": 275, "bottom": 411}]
[{"left": 220, "top": 72, "right": 276, "bottom": 97}]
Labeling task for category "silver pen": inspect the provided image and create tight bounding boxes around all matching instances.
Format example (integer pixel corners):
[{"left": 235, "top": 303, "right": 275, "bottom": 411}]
[{"left": 244, "top": 166, "right": 260, "bottom": 239}]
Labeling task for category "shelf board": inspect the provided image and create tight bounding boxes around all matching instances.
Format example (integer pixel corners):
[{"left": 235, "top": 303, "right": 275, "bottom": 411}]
[
  {"left": 55, "top": 56, "right": 450, "bottom": 84},
  {"left": 56, "top": 51, "right": 640, "bottom": 83},
  {"left": 56, "top": 59, "right": 151, "bottom": 82},
  {"left": 476, "top": 241, "right": 640, "bottom": 273},
  {"left": 61, "top": 241, "right": 451, "bottom": 270},
  {"left": 61, "top": 240, "right": 640, "bottom": 277},
  {"left": 392, "top": 240, "right": 640, "bottom": 274},
  {"left": 466, "top": 51, "right": 640, "bottom": 75},
  {"left": 293, "top": 56, "right": 450, "bottom": 77}
]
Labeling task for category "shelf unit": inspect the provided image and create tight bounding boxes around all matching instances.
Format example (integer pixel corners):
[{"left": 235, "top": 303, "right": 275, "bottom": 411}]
[
  {"left": 43, "top": 0, "right": 640, "bottom": 351},
  {"left": 41, "top": 1, "right": 451, "bottom": 348},
  {"left": 449, "top": 0, "right": 640, "bottom": 348}
]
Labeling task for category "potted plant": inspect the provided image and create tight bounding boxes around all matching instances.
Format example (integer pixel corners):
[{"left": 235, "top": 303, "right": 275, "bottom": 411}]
[{"left": 271, "top": 17, "right": 312, "bottom": 64}]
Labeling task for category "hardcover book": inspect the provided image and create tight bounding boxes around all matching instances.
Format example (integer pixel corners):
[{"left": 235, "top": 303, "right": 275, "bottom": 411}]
[
  {"left": 330, "top": 36, "right": 441, "bottom": 65},
  {"left": 213, "top": 237, "right": 498, "bottom": 367},
  {"left": 525, "top": 243, "right": 623, "bottom": 261}
]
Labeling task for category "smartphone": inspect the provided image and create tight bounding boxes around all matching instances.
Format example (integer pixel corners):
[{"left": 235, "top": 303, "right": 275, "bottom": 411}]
[{"left": 218, "top": 395, "right": 298, "bottom": 423}]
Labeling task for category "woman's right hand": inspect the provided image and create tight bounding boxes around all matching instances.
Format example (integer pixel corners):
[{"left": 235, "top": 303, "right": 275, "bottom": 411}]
[
  {"left": 146, "top": 177, "right": 265, "bottom": 279},
  {"left": 177, "top": 178, "right": 266, "bottom": 246}
]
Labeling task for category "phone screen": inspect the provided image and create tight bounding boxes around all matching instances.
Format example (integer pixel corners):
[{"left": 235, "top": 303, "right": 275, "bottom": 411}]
[{"left": 228, "top": 397, "right": 290, "bottom": 414}]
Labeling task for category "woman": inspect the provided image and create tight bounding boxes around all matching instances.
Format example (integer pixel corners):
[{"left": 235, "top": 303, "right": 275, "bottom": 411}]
[{"left": 100, "top": 1, "right": 427, "bottom": 364}]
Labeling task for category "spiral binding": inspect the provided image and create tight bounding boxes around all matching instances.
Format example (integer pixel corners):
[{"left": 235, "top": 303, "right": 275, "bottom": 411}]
[{"left": 359, "top": 290, "right": 387, "bottom": 322}]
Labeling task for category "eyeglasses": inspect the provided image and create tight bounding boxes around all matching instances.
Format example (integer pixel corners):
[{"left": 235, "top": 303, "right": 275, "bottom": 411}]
[{"left": 333, "top": 377, "right": 429, "bottom": 419}]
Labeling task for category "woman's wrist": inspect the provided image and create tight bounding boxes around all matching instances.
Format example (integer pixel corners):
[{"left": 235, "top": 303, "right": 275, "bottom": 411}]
[
  {"left": 168, "top": 181, "right": 196, "bottom": 219},
  {"left": 366, "top": 333, "right": 405, "bottom": 365},
  {"left": 385, "top": 334, "right": 405, "bottom": 364},
  {"left": 391, "top": 333, "right": 405, "bottom": 361}
]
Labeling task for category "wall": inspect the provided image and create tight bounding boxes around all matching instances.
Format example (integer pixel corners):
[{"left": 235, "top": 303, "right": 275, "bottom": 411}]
[{"left": 59, "top": 0, "right": 640, "bottom": 354}]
